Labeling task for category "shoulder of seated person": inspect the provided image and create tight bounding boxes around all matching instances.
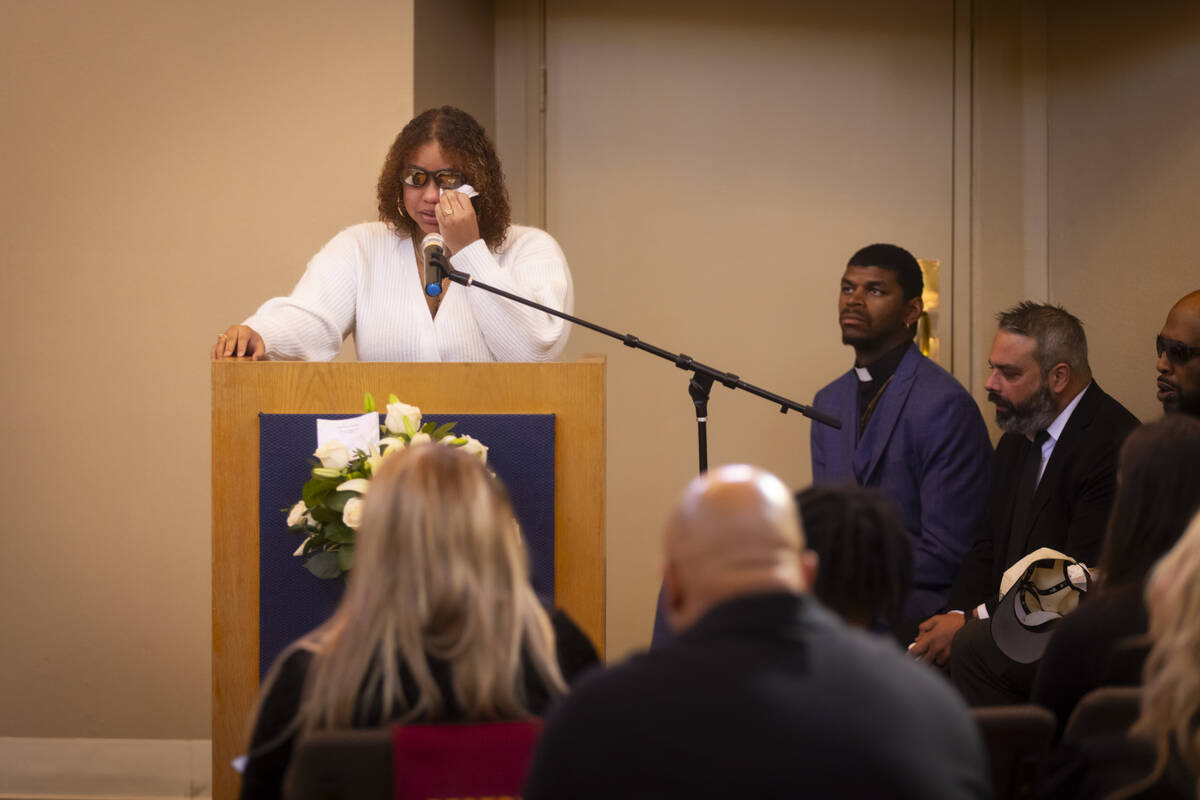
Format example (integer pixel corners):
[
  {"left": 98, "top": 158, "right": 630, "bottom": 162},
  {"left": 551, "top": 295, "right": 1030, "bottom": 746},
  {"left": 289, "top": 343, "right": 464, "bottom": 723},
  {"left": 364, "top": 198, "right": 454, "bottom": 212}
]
[{"left": 272, "top": 645, "right": 317, "bottom": 679}]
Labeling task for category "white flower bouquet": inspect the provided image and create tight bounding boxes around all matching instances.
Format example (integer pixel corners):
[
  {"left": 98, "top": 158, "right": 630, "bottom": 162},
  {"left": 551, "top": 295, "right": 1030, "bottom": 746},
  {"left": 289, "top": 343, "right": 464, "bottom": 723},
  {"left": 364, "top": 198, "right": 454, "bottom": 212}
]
[{"left": 286, "top": 393, "right": 488, "bottom": 579}]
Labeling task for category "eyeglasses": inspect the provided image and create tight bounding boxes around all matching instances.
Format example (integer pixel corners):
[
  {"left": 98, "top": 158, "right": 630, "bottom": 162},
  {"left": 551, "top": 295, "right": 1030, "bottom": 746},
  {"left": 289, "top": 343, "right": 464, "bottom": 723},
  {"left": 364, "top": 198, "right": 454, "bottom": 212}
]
[
  {"left": 400, "top": 166, "right": 466, "bottom": 190},
  {"left": 1156, "top": 335, "right": 1200, "bottom": 365}
]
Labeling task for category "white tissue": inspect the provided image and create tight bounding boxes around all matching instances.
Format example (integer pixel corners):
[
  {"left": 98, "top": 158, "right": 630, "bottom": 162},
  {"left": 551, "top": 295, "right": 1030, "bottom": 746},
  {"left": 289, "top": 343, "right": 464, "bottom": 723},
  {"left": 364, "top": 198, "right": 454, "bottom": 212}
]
[{"left": 439, "top": 184, "right": 479, "bottom": 198}]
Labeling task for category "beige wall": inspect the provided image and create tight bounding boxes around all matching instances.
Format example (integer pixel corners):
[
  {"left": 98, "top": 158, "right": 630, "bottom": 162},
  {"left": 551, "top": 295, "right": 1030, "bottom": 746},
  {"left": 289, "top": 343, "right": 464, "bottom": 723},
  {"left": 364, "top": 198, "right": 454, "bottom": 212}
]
[
  {"left": 1046, "top": 0, "right": 1200, "bottom": 423},
  {"left": 414, "top": 0, "right": 496, "bottom": 135},
  {"left": 967, "top": 1, "right": 1200, "bottom": 431},
  {"left": 544, "top": 0, "right": 961, "bottom": 658},
  {"left": 0, "top": 1, "right": 413, "bottom": 739},
  {"left": 536, "top": 0, "right": 1199, "bottom": 658},
  {"left": 967, "top": 0, "right": 1050, "bottom": 433}
]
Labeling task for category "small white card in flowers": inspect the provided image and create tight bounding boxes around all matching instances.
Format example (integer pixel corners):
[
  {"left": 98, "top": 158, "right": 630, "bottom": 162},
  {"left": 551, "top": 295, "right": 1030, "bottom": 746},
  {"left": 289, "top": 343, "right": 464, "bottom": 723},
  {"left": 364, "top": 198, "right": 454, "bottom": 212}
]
[{"left": 316, "top": 412, "right": 380, "bottom": 457}]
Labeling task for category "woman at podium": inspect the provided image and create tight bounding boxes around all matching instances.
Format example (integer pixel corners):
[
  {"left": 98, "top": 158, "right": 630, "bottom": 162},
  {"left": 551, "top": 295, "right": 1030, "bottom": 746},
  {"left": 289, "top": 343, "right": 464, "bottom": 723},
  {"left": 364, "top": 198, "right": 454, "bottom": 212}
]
[{"left": 211, "top": 106, "right": 573, "bottom": 362}]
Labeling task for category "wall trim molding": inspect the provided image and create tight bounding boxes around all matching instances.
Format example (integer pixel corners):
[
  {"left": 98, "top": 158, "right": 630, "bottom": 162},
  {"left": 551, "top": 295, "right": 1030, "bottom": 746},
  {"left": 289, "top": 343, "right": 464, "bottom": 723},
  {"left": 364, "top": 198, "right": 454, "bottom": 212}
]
[
  {"left": 0, "top": 738, "right": 211, "bottom": 800},
  {"left": 1020, "top": 0, "right": 1050, "bottom": 302},
  {"left": 951, "top": 0, "right": 975, "bottom": 386}
]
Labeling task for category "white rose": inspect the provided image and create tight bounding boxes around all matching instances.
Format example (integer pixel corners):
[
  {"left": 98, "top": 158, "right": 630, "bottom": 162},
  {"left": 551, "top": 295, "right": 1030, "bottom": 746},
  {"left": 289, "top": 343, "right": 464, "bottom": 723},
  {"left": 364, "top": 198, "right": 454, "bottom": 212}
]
[
  {"left": 409, "top": 432, "right": 432, "bottom": 447},
  {"left": 313, "top": 440, "right": 351, "bottom": 470},
  {"left": 385, "top": 401, "right": 422, "bottom": 435},
  {"left": 337, "top": 478, "right": 371, "bottom": 495},
  {"left": 292, "top": 536, "right": 314, "bottom": 557},
  {"left": 286, "top": 501, "right": 308, "bottom": 528},
  {"left": 459, "top": 435, "right": 488, "bottom": 463},
  {"left": 343, "top": 497, "right": 364, "bottom": 529},
  {"left": 379, "top": 437, "right": 406, "bottom": 457}
]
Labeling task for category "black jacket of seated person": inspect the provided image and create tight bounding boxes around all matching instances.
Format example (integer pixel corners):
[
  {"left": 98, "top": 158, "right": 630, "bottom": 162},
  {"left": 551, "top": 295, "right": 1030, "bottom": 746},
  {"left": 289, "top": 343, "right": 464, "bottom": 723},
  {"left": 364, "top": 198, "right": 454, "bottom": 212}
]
[
  {"left": 944, "top": 383, "right": 1138, "bottom": 707},
  {"left": 524, "top": 592, "right": 990, "bottom": 800},
  {"left": 239, "top": 608, "right": 598, "bottom": 800},
  {"left": 1030, "top": 583, "right": 1150, "bottom": 740},
  {"left": 947, "top": 381, "right": 1139, "bottom": 616}
]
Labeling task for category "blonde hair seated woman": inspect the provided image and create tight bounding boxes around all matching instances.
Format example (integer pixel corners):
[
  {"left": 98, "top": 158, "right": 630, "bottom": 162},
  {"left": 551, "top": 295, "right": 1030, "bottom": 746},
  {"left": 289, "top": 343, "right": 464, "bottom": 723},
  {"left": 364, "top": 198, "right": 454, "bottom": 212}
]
[
  {"left": 1034, "top": 510, "right": 1200, "bottom": 799},
  {"left": 1115, "top": 509, "right": 1200, "bottom": 798},
  {"left": 239, "top": 444, "right": 598, "bottom": 800}
]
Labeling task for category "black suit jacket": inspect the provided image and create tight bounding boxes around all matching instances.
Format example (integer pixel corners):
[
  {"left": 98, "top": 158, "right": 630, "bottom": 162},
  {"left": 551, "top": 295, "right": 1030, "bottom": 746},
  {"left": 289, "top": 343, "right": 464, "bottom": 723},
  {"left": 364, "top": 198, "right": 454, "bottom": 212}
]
[
  {"left": 947, "top": 381, "right": 1139, "bottom": 614},
  {"left": 525, "top": 593, "right": 990, "bottom": 800}
]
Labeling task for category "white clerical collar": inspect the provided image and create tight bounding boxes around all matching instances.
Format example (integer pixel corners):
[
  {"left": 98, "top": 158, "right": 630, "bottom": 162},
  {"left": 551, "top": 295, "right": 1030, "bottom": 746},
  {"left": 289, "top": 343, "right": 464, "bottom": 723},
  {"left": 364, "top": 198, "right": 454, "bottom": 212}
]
[
  {"left": 1038, "top": 382, "right": 1090, "bottom": 444},
  {"left": 854, "top": 366, "right": 872, "bottom": 382}
]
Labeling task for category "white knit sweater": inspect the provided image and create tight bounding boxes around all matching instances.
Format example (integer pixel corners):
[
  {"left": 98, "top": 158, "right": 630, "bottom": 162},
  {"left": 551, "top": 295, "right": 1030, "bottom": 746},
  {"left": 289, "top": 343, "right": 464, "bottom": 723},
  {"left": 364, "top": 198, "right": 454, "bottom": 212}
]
[{"left": 245, "top": 222, "right": 574, "bottom": 362}]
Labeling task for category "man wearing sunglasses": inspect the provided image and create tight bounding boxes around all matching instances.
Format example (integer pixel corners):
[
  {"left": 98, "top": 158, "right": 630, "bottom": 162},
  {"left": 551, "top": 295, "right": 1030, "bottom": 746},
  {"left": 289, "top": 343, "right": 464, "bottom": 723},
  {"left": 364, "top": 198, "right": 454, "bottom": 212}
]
[{"left": 1157, "top": 290, "right": 1200, "bottom": 418}]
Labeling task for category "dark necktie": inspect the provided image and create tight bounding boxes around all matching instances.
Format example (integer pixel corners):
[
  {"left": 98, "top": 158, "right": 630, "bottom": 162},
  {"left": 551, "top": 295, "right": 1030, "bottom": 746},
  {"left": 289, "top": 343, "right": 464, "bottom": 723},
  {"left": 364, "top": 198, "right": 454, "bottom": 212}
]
[{"left": 1007, "top": 430, "right": 1050, "bottom": 567}]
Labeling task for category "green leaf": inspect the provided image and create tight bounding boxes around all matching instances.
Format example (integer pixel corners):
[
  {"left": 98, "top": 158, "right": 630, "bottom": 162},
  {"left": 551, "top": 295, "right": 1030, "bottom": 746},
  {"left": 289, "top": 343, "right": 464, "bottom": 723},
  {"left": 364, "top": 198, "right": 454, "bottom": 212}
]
[
  {"left": 388, "top": 393, "right": 400, "bottom": 406},
  {"left": 337, "top": 545, "right": 355, "bottom": 572},
  {"left": 304, "top": 551, "right": 341, "bottom": 580},
  {"left": 420, "top": 421, "right": 436, "bottom": 434},
  {"left": 302, "top": 476, "right": 340, "bottom": 509},
  {"left": 325, "top": 490, "right": 357, "bottom": 513},
  {"left": 431, "top": 421, "right": 457, "bottom": 439},
  {"left": 309, "top": 505, "right": 338, "bottom": 523},
  {"left": 324, "top": 520, "right": 355, "bottom": 544},
  {"left": 364, "top": 392, "right": 376, "bottom": 412}
]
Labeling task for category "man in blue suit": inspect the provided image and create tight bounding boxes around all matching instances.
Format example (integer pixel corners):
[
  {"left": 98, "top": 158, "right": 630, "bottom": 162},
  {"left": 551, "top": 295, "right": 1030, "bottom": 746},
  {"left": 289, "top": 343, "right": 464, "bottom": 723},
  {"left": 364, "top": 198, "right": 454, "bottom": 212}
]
[{"left": 810, "top": 244, "right": 992, "bottom": 626}]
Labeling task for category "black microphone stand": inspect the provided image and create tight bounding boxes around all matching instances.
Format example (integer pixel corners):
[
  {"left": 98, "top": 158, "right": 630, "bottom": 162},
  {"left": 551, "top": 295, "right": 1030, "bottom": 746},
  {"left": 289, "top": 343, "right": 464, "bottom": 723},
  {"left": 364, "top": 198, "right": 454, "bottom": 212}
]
[{"left": 440, "top": 261, "right": 842, "bottom": 474}]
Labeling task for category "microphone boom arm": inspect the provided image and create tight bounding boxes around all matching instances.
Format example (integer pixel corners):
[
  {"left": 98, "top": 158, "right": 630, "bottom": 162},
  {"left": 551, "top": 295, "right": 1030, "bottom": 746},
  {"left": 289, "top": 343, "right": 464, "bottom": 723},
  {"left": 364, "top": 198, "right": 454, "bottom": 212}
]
[{"left": 445, "top": 268, "right": 842, "bottom": 433}]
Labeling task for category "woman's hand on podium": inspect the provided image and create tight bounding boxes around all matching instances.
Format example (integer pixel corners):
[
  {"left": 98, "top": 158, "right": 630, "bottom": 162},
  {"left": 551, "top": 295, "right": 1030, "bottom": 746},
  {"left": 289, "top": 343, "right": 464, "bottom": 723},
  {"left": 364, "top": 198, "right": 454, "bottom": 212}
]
[{"left": 211, "top": 325, "right": 265, "bottom": 360}]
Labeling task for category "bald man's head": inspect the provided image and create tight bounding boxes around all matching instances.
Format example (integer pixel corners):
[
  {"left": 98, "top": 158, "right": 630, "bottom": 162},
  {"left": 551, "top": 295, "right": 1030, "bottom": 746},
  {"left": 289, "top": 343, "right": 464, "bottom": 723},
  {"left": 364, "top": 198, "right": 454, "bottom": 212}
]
[
  {"left": 662, "top": 465, "right": 816, "bottom": 633},
  {"left": 1157, "top": 290, "right": 1200, "bottom": 417}
]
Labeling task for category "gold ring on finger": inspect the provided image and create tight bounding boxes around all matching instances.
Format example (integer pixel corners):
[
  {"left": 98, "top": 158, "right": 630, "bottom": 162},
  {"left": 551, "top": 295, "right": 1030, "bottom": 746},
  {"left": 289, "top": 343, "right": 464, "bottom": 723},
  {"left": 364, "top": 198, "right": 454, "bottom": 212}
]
[{"left": 442, "top": 206, "right": 454, "bottom": 216}]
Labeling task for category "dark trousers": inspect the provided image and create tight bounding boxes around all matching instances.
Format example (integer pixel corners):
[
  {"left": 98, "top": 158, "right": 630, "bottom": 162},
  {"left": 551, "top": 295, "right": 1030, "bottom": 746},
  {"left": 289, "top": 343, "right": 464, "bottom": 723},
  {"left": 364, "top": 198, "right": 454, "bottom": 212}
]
[{"left": 950, "top": 617, "right": 1040, "bottom": 706}]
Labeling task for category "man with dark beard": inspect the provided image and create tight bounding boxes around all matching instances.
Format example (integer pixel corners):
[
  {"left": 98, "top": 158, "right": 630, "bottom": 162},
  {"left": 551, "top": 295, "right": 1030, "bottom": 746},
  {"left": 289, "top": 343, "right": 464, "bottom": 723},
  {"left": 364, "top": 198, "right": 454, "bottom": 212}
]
[
  {"left": 809, "top": 244, "right": 991, "bottom": 627},
  {"left": 1156, "top": 290, "right": 1200, "bottom": 418},
  {"left": 909, "top": 302, "right": 1139, "bottom": 705}
]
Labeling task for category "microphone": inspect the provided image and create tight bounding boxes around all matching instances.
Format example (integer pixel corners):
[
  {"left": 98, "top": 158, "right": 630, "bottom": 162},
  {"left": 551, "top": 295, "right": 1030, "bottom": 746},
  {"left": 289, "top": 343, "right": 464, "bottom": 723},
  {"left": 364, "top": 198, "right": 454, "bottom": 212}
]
[{"left": 421, "top": 233, "right": 448, "bottom": 297}]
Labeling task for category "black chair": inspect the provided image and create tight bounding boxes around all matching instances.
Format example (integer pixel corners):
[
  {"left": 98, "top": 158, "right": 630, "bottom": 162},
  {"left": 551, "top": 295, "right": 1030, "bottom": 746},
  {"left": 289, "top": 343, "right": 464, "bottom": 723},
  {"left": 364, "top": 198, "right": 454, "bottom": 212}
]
[
  {"left": 1062, "top": 685, "right": 1142, "bottom": 743},
  {"left": 282, "top": 720, "right": 542, "bottom": 800},
  {"left": 283, "top": 727, "right": 392, "bottom": 800},
  {"left": 971, "top": 704, "right": 1057, "bottom": 800}
]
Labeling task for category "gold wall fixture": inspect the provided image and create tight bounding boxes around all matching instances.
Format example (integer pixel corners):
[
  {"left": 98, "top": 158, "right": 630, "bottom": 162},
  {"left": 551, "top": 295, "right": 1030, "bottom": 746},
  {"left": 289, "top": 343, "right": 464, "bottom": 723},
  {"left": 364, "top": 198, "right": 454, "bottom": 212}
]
[{"left": 916, "top": 258, "right": 940, "bottom": 360}]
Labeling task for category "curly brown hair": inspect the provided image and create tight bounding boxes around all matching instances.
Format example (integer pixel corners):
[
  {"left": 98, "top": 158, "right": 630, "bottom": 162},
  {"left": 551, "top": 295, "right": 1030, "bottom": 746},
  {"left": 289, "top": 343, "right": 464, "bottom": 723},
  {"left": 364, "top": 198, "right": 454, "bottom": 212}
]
[{"left": 376, "top": 106, "right": 511, "bottom": 250}]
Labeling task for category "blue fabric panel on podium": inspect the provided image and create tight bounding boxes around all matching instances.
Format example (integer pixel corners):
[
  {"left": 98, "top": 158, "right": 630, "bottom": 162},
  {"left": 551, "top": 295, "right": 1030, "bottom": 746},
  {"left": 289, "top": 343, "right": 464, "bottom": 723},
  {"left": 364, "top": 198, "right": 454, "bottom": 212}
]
[{"left": 258, "top": 413, "right": 556, "bottom": 678}]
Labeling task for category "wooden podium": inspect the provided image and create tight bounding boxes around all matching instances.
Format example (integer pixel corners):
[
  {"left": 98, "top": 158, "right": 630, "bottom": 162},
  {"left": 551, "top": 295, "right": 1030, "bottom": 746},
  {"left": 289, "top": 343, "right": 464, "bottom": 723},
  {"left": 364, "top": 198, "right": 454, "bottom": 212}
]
[{"left": 211, "top": 358, "right": 605, "bottom": 800}]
